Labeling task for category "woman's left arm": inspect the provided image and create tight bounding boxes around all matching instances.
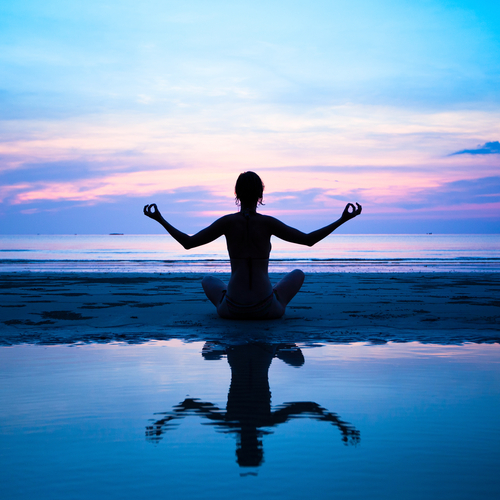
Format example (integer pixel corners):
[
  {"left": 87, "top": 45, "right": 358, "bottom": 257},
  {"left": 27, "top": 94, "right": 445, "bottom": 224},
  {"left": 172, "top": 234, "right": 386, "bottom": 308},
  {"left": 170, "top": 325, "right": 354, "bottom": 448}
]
[
  {"left": 144, "top": 204, "right": 226, "bottom": 249},
  {"left": 269, "top": 203, "right": 362, "bottom": 247}
]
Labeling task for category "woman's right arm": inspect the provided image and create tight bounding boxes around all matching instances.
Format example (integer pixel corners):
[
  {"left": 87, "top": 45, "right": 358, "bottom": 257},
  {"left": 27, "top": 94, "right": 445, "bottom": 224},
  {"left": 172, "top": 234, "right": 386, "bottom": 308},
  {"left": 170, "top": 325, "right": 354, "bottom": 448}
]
[
  {"left": 144, "top": 204, "right": 226, "bottom": 249},
  {"left": 270, "top": 203, "right": 362, "bottom": 247}
]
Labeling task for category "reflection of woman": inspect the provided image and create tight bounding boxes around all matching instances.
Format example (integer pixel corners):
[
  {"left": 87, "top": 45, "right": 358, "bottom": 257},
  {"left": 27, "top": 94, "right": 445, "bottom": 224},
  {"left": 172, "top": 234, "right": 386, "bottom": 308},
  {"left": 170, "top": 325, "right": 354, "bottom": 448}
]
[
  {"left": 144, "top": 171, "right": 361, "bottom": 319},
  {"left": 146, "top": 343, "right": 360, "bottom": 467}
]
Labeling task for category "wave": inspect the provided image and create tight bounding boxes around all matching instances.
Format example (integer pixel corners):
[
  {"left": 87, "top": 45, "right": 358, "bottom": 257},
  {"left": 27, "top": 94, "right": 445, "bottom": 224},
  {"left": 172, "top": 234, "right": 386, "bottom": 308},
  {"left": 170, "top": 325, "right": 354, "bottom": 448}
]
[
  {"left": 1, "top": 257, "right": 499, "bottom": 273},
  {"left": 0, "top": 249, "right": 31, "bottom": 252}
]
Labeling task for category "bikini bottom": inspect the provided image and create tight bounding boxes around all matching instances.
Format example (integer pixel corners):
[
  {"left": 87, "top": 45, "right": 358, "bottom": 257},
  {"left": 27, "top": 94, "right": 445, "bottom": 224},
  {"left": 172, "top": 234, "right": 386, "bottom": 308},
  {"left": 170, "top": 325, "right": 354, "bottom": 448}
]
[{"left": 220, "top": 290, "right": 278, "bottom": 319}]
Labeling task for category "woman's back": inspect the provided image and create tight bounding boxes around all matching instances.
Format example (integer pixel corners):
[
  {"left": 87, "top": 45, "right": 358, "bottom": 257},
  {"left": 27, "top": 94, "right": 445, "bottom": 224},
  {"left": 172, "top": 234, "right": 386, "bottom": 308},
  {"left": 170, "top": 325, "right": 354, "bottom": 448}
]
[
  {"left": 224, "top": 212, "right": 274, "bottom": 303},
  {"left": 224, "top": 212, "right": 272, "bottom": 259}
]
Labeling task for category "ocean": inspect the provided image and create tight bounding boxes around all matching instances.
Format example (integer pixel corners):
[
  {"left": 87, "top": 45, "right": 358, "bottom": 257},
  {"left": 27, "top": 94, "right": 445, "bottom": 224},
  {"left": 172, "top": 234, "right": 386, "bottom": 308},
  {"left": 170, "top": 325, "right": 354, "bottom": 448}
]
[{"left": 1, "top": 233, "right": 499, "bottom": 273}]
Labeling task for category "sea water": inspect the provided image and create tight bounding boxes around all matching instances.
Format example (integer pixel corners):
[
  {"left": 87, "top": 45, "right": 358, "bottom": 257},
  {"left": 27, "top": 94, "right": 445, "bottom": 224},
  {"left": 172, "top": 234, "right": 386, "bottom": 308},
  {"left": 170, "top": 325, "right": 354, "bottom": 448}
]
[
  {"left": 1, "top": 341, "right": 499, "bottom": 500},
  {"left": 1, "top": 234, "right": 499, "bottom": 272}
]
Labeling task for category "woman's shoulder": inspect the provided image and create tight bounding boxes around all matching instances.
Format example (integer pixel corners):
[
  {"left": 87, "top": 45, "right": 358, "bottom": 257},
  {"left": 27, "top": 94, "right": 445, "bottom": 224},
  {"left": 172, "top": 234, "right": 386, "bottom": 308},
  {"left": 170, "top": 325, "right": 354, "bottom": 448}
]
[
  {"left": 214, "top": 213, "right": 241, "bottom": 223},
  {"left": 218, "top": 213, "right": 242, "bottom": 223},
  {"left": 251, "top": 213, "right": 282, "bottom": 228},
  {"left": 256, "top": 213, "right": 281, "bottom": 226},
  {"left": 220, "top": 211, "right": 278, "bottom": 226}
]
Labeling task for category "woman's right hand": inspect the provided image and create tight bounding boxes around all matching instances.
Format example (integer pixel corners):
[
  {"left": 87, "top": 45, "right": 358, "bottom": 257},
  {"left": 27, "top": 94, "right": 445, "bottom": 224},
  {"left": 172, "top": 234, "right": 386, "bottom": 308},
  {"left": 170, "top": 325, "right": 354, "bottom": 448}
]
[
  {"left": 341, "top": 202, "right": 362, "bottom": 221},
  {"left": 144, "top": 203, "right": 163, "bottom": 222}
]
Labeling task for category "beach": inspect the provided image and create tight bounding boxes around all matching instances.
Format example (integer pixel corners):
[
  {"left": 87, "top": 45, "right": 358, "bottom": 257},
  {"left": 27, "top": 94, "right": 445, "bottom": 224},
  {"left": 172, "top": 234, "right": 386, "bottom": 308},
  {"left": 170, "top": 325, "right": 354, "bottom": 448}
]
[{"left": 2, "top": 271, "right": 499, "bottom": 346}]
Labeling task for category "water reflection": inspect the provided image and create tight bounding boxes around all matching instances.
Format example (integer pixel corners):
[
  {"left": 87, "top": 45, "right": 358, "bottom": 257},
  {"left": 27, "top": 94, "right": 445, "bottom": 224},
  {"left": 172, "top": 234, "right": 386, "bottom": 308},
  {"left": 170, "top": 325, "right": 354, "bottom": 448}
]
[{"left": 146, "top": 342, "right": 360, "bottom": 467}]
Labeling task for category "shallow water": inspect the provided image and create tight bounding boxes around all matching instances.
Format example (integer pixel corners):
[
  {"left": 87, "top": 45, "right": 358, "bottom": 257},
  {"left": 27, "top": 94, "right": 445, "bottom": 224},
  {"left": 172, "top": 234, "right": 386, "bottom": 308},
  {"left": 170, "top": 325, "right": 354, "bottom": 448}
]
[{"left": 1, "top": 340, "right": 499, "bottom": 500}]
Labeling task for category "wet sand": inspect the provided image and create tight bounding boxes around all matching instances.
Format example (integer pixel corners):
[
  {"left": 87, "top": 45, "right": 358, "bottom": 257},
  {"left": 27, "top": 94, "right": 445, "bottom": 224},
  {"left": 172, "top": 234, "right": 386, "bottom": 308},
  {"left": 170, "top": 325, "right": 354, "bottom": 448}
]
[{"left": 1, "top": 272, "right": 499, "bottom": 345}]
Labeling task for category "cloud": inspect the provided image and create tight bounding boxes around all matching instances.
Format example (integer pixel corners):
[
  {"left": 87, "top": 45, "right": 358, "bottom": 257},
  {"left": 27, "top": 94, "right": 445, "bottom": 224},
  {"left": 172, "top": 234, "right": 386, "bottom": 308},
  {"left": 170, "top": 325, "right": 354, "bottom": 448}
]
[
  {"left": 0, "top": 160, "right": 100, "bottom": 184},
  {"left": 450, "top": 141, "right": 500, "bottom": 156},
  {"left": 400, "top": 176, "right": 500, "bottom": 209},
  {"left": 266, "top": 178, "right": 500, "bottom": 219},
  {"left": 0, "top": 185, "right": 230, "bottom": 234},
  {"left": 0, "top": 157, "right": 174, "bottom": 185},
  {"left": 2, "top": 174, "right": 499, "bottom": 234}
]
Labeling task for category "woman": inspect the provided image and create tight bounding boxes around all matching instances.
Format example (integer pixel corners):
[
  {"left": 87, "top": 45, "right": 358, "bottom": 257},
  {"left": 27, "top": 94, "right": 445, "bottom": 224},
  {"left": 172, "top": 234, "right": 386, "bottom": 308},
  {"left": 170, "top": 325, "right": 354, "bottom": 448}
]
[{"left": 144, "top": 171, "right": 361, "bottom": 319}]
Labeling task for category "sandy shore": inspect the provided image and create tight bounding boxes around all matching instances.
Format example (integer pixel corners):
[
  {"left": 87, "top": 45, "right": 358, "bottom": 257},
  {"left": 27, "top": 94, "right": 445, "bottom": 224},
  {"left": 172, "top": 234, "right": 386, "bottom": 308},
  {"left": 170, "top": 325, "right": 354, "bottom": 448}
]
[{"left": 1, "top": 272, "right": 499, "bottom": 345}]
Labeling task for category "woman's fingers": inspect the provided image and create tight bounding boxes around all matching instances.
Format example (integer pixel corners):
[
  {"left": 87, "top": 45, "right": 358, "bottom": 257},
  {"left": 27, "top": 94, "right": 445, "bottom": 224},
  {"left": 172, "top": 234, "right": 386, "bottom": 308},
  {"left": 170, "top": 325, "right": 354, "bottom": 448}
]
[
  {"left": 343, "top": 202, "right": 362, "bottom": 219},
  {"left": 144, "top": 204, "right": 157, "bottom": 217}
]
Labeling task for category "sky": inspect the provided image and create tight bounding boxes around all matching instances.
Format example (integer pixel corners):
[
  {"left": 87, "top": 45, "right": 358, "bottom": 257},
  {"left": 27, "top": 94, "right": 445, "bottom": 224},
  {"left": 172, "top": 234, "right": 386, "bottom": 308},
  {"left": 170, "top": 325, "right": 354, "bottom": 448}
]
[{"left": 0, "top": 0, "right": 499, "bottom": 234}]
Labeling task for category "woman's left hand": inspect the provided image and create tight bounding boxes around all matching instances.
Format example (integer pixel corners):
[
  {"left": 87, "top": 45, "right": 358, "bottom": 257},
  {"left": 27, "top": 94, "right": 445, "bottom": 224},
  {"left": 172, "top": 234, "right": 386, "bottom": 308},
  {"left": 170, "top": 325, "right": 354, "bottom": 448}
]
[{"left": 341, "top": 202, "right": 362, "bottom": 221}]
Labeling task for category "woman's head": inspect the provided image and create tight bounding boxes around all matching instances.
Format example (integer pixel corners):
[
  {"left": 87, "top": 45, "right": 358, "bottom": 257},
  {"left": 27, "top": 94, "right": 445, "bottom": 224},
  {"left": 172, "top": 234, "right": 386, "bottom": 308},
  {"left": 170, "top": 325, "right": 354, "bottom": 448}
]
[{"left": 235, "top": 171, "right": 264, "bottom": 207}]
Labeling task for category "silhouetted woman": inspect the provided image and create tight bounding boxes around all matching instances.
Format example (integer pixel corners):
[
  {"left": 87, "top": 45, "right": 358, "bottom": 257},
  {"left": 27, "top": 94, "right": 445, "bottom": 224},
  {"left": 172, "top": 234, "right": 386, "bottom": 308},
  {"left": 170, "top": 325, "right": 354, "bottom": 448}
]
[{"left": 144, "top": 171, "right": 361, "bottom": 319}]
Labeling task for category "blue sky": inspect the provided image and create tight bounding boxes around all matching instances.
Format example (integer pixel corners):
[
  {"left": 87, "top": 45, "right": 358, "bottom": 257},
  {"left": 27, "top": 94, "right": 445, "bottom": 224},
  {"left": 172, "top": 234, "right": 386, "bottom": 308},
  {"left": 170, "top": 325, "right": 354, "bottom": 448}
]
[{"left": 0, "top": 0, "right": 499, "bottom": 233}]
